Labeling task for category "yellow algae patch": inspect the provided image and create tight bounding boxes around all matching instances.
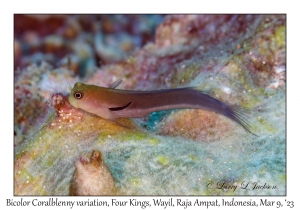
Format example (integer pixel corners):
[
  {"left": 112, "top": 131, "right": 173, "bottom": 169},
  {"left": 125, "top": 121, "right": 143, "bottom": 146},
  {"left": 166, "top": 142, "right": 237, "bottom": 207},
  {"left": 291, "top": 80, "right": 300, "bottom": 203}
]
[
  {"left": 129, "top": 177, "right": 141, "bottom": 186},
  {"left": 274, "top": 26, "right": 285, "bottom": 48},
  {"left": 156, "top": 155, "right": 169, "bottom": 166},
  {"left": 188, "top": 154, "right": 199, "bottom": 162},
  {"left": 148, "top": 138, "right": 160, "bottom": 145},
  {"left": 257, "top": 117, "right": 277, "bottom": 134}
]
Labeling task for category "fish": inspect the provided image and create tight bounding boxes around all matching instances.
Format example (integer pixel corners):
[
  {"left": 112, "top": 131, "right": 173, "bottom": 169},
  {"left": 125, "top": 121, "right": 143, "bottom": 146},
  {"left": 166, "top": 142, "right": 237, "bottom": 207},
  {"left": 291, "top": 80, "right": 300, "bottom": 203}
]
[{"left": 68, "top": 80, "right": 257, "bottom": 136}]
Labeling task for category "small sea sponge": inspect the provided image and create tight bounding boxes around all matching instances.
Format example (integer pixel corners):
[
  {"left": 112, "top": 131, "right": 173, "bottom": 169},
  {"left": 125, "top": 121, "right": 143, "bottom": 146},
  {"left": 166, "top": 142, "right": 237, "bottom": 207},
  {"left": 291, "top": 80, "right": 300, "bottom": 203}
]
[{"left": 69, "top": 150, "right": 117, "bottom": 195}]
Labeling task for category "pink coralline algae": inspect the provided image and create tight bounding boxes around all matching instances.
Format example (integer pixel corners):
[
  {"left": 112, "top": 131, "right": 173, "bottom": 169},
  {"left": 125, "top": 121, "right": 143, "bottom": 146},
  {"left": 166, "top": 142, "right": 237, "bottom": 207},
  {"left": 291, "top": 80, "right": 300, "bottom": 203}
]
[{"left": 14, "top": 15, "right": 285, "bottom": 195}]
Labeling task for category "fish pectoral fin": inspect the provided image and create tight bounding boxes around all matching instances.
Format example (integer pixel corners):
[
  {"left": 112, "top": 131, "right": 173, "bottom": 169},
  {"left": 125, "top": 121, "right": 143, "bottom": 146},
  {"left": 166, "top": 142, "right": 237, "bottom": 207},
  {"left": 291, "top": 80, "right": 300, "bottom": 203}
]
[
  {"left": 111, "top": 117, "right": 137, "bottom": 130},
  {"left": 109, "top": 79, "right": 123, "bottom": 89},
  {"left": 109, "top": 101, "right": 132, "bottom": 111}
]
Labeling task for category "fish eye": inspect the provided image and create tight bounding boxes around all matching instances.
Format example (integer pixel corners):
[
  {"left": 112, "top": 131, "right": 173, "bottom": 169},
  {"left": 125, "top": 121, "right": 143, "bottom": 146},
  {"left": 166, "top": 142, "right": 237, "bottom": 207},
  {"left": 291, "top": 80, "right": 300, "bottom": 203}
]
[{"left": 74, "top": 92, "right": 83, "bottom": 99}]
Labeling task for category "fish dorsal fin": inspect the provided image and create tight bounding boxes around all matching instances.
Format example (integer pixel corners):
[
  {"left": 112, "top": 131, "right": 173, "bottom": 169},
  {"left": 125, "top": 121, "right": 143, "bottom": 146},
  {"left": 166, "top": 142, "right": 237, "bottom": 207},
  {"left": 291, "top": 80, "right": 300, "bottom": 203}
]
[
  {"left": 109, "top": 79, "right": 123, "bottom": 89},
  {"left": 68, "top": 83, "right": 73, "bottom": 91}
]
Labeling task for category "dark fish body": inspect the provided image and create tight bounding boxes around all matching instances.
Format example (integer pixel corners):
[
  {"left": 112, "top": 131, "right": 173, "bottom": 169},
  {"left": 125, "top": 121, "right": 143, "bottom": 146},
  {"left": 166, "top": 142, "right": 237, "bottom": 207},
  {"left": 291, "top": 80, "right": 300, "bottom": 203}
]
[
  {"left": 68, "top": 82, "right": 256, "bottom": 136},
  {"left": 105, "top": 88, "right": 226, "bottom": 118}
]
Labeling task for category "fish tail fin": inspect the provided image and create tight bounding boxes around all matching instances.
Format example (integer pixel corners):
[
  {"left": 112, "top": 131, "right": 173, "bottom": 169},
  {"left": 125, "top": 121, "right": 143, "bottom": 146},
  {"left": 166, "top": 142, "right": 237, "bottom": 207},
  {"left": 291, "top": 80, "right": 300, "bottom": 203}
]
[{"left": 224, "top": 105, "right": 259, "bottom": 137}]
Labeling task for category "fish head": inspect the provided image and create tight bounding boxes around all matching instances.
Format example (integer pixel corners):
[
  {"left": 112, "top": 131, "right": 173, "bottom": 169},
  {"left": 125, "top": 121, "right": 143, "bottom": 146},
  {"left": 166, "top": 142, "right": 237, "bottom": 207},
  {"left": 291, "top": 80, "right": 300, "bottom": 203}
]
[
  {"left": 68, "top": 82, "right": 87, "bottom": 108},
  {"left": 68, "top": 82, "right": 100, "bottom": 111},
  {"left": 68, "top": 82, "right": 111, "bottom": 119}
]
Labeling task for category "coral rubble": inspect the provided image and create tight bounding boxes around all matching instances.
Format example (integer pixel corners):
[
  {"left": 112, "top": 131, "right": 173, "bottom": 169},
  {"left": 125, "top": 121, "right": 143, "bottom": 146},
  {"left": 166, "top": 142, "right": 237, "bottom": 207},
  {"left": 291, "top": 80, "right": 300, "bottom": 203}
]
[{"left": 69, "top": 150, "right": 117, "bottom": 195}]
